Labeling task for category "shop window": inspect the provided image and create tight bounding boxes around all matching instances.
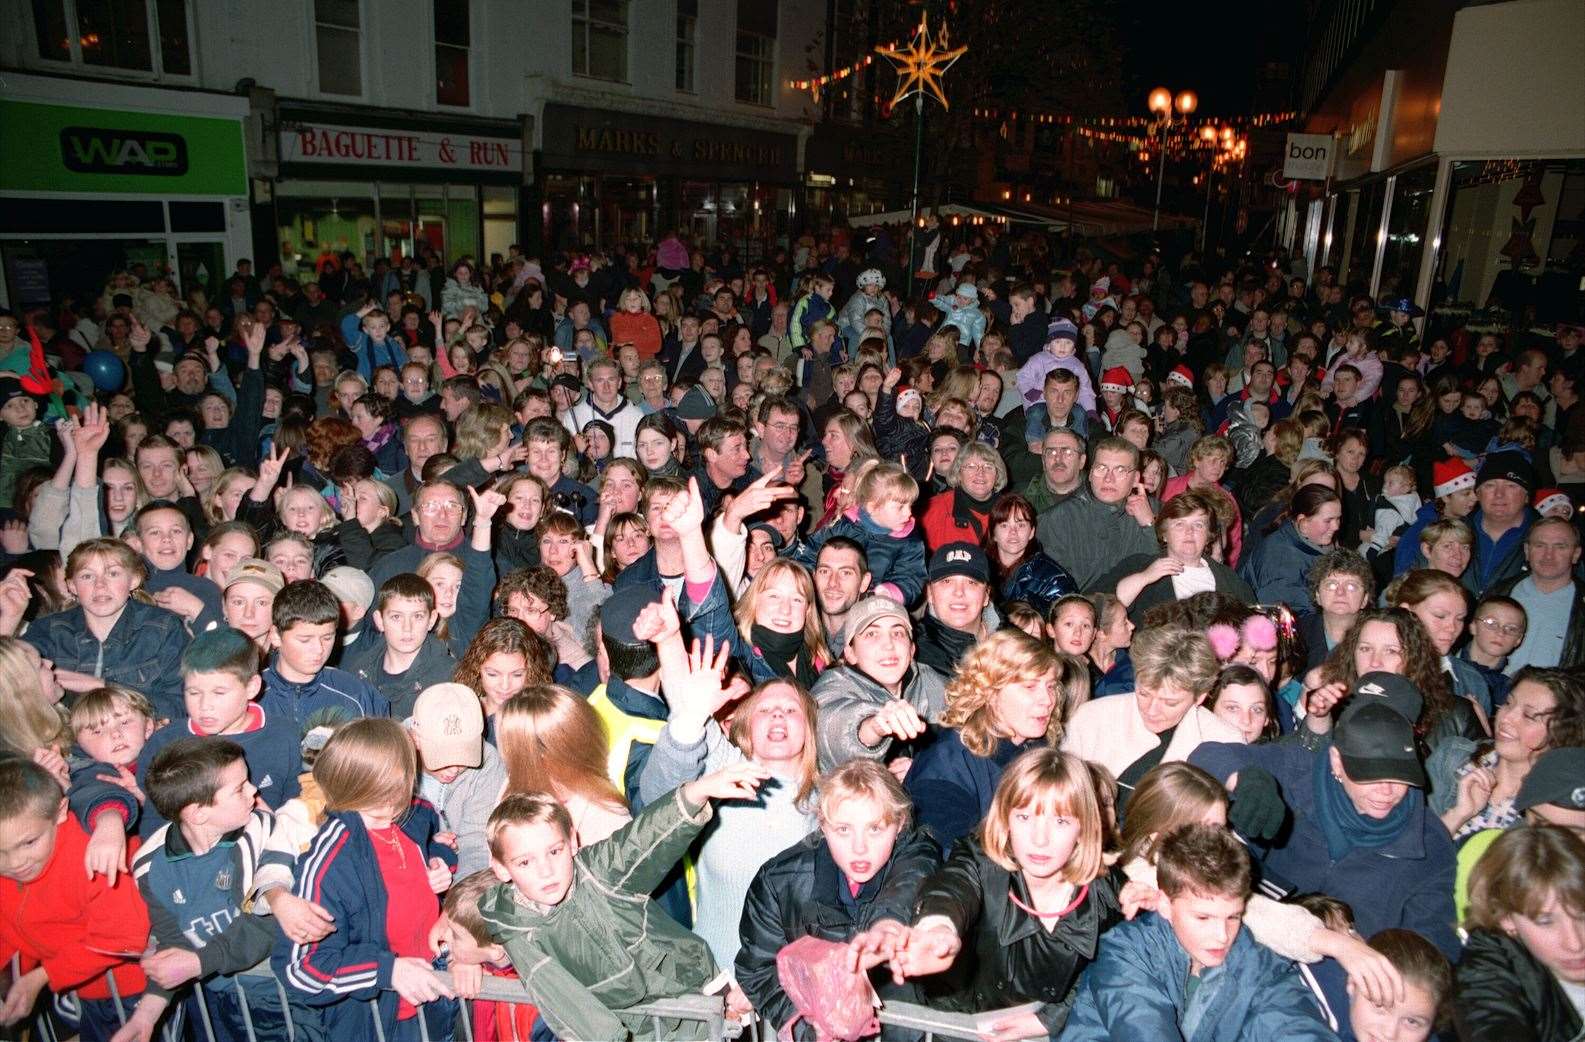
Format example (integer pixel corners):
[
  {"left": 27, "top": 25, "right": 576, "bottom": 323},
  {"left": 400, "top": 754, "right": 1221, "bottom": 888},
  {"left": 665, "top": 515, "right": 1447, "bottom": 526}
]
[
  {"left": 482, "top": 185, "right": 518, "bottom": 264},
  {"left": 675, "top": 0, "right": 696, "bottom": 93},
  {"left": 314, "top": 0, "right": 363, "bottom": 97},
  {"left": 735, "top": 0, "right": 777, "bottom": 106},
  {"left": 29, "top": 0, "right": 191, "bottom": 78},
  {"left": 572, "top": 0, "right": 627, "bottom": 83},
  {"left": 1379, "top": 165, "right": 1437, "bottom": 300},
  {"left": 434, "top": 0, "right": 470, "bottom": 107}
]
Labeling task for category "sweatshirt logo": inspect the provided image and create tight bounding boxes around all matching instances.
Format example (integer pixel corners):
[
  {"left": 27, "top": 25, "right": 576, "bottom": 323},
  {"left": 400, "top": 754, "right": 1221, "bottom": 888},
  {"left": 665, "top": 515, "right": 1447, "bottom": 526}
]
[
  {"left": 258, "top": 774, "right": 274, "bottom": 789},
  {"left": 172, "top": 888, "right": 187, "bottom": 905}
]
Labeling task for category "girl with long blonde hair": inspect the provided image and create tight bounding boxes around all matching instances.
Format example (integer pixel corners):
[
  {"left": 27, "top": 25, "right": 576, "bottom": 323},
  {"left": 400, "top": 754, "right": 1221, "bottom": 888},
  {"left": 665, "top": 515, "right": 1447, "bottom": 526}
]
[{"left": 730, "top": 557, "right": 827, "bottom": 686}]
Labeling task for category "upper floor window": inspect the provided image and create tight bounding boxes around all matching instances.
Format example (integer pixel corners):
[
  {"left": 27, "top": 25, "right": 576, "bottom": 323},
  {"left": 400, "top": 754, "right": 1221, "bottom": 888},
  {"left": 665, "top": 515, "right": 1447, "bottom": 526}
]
[
  {"left": 675, "top": 0, "right": 697, "bottom": 93},
  {"left": 30, "top": 0, "right": 191, "bottom": 78},
  {"left": 434, "top": 0, "right": 470, "bottom": 106},
  {"left": 735, "top": 0, "right": 776, "bottom": 106},
  {"left": 314, "top": 0, "right": 362, "bottom": 96},
  {"left": 572, "top": 0, "right": 628, "bottom": 83}
]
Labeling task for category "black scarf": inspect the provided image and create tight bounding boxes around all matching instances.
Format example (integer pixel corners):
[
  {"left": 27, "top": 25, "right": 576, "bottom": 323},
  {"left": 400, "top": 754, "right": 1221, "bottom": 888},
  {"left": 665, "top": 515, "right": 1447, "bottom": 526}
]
[
  {"left": 751, "top": 624, "right": 817, "bottom": 688},
  {"left": 915, "top": 612, "right": 979, "bottom": 675}
]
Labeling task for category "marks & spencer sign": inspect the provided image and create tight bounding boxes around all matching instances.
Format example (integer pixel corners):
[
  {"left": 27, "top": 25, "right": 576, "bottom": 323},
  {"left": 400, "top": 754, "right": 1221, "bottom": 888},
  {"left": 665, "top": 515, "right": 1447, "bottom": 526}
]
[
  {"left": 280, "top": 122, "right": 523, "bottom": 173},
  {"left": 542, "top": 103, "right": 797, "bottom": 181}
]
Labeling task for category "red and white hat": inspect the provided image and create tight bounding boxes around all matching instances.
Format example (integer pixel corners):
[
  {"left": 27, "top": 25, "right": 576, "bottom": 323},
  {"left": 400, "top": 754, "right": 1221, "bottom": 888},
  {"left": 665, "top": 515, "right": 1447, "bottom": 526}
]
[
  {"left": 1432, "top": 458, "right": 1475, "bottom": 499},
  {"left": 1166, "top": 365, "right": 1195, "bottom": 389},
  {"left": 1534, "top": 487, "right": 1572, "bottom": 518},
  {"left": 1100, "top": 367, "right": 1134, "bottom": 394}
]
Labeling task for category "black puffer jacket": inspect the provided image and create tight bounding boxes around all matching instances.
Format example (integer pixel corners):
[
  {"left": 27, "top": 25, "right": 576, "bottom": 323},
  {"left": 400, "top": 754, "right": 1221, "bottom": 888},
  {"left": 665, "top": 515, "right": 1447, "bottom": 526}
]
[
  {"left": 913, "top": 837, "right": 1124, "bottom": 1036},
  {"left": 1454, "top": 927, "right": 1583, "bottom": 1042},
  {"left": 735, "top": 826, "right": 940, "bottom": 1040}
]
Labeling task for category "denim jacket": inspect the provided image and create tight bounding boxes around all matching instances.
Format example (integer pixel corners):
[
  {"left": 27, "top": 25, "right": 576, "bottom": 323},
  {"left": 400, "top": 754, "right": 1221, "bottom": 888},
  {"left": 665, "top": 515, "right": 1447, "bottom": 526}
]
[{"left": 24, "top": 599, "right": 189, "bottom": 720}]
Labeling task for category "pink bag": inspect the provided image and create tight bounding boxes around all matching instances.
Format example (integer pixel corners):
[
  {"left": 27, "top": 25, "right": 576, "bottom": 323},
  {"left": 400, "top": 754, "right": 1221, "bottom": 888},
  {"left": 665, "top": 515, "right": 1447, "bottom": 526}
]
[{"left": 775, "top": 935, "right": 881, "bottom": 1042}]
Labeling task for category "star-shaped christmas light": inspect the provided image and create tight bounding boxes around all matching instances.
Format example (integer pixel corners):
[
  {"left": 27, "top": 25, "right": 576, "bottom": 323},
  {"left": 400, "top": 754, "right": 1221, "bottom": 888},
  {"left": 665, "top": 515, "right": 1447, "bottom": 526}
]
[{"left": 875, "top": 14, "right": 966, "bottom": 111}]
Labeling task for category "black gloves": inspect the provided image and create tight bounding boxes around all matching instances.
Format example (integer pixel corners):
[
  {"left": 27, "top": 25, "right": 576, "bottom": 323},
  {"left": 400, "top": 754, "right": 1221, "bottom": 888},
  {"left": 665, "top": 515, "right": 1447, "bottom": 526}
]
[{"left": 1228, "top": 766, "right": 1285, "bottom": 842}]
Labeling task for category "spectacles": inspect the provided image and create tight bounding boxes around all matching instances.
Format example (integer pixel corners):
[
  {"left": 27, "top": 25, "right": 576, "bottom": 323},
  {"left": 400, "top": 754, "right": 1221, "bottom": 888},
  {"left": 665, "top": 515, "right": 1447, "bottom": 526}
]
[
  {"left": 419, "top": 501, "right": 465, "bottom": 516},
  {"left": 765, "top": 421, "right": 799, "bottom": 434},
  {"left": 1321, "top": 579, "right": 1363, "bottom": 594},
  {"left": 1092, "top": 464, "right": 1136, "bottom": 478},
  {"left": 1476, "top": 617, "right": 1524, "bottom": 637},
  {"left": 960, "top": 461, "right": 996, "bottom": 474},
  {"left": 1043, "top": 447, "right": 1080, "bottom": 459}
]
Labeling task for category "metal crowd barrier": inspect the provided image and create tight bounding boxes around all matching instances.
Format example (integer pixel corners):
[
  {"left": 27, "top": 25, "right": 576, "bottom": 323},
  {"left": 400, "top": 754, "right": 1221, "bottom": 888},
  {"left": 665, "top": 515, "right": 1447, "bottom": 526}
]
[{"left": 21, "top": 956, "right": 1035, "bottom": 1042}]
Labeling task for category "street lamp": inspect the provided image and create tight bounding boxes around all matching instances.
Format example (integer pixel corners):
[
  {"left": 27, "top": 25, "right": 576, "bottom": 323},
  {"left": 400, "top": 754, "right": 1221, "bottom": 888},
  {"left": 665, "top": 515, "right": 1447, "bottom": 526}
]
[{"left": 1148, "top": 87, "right": 1197, "bottom": 231}]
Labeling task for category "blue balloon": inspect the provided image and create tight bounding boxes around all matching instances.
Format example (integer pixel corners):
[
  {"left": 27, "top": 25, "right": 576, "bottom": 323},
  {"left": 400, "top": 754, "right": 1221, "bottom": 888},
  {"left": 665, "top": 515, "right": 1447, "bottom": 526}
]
[{"left": 82, "top": 351, "right": 126, "bottom": 393}]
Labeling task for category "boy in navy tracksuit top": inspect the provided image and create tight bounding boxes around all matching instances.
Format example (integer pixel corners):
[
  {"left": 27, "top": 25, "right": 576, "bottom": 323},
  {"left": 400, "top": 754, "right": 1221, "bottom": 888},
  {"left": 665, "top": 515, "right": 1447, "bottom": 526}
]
[
  {"left": 133, "top": 627, "right": 305, "bottom": 839},
  {"left": 263, "top": 580, "right": 390, "bottom": 737},
  {"left": 128, "top": 738, "right": 294, "bottom": 1042}
]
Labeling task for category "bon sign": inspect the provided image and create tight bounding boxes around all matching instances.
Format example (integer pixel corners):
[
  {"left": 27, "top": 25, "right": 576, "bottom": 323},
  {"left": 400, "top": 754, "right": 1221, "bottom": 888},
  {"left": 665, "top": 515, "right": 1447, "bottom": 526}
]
[{"left": 1283, "top": 133, "right": 1334, "bottom": 181}]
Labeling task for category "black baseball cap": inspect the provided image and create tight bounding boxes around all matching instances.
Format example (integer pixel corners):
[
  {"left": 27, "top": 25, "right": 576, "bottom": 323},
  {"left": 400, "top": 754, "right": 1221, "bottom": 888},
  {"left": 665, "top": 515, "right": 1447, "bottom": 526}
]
[
  {"left": 1347, "top": 672, "right": 1424, "bottom": 727},
  {"left": 747, "top": 522, "right": 786, "bottom": 551},
  {"left": 1334, "top": 701, "right": 1427, "bottom": 787},
  {"left": 1514, "top": 747, "right": 1585, "bottom": 813},
  {"left": 928, "top": 543, "right": 989, "bottom": 584},
  {"left": 598, "top": 584, "right": 660, "bottom": 647}
]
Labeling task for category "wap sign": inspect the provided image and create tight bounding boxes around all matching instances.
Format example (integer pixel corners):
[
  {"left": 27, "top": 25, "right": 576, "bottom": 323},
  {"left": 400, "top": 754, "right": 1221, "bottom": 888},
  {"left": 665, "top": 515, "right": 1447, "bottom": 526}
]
[
  {"left": 60, "top": 126, "right": 189, "bottom": 176},
  {"left": 1283, "top": 133, "right": 1334, "bottom": 181}
]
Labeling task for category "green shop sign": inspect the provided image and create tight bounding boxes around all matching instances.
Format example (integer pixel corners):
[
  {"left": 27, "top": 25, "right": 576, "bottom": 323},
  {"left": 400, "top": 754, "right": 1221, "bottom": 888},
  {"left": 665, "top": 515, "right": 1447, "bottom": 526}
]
[{"left": 0, "top": 99, "right": 246, "bottom": 196}]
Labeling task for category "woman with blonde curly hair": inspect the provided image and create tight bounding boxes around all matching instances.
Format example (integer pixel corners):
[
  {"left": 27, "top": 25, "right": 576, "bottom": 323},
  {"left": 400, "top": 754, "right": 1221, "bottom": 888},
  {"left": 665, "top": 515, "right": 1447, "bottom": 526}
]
[
  {"left": 453, "top": 617, "right": 555, "bottom": 741},
  {"left": 902, "top": 628, "right": 1087, "bottom": 852}
]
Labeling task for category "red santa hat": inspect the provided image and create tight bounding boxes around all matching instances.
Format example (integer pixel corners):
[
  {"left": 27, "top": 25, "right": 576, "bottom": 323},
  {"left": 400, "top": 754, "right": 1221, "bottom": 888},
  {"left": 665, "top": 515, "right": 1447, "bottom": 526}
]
[
  {"left": 1166, "top": 365, "right": 1195, "bottom": 389},
  {"left": 1432, "top": 458, "right": 1475, "bottom": 499},
  {"left": 1100, "top": 367, "right": 1134, "bottom": 395},
  {"left": 1533, "top": 487, "right": 1572, "bottom": 518}
]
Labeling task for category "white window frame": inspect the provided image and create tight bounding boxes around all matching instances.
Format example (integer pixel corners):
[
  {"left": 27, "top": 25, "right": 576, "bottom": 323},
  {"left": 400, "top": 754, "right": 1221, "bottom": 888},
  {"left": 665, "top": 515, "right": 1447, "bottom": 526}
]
[
  {"left": 431, "top": 0, "right": 475, "bottom": 109},
  {"left": 571, "top": 0, "right": 630, "bottom": 84},
  {"left": 675, "top": 0, "right": 697, "bottom": 94},
  {"left": 734, "top": 0, "right": 778, "bottom": 108},
  {"left": 308, "top": 0, "right": 368, "bottom": 101},
  {"left": 23, "top": 0, "right": 196, "bottom": 83}
]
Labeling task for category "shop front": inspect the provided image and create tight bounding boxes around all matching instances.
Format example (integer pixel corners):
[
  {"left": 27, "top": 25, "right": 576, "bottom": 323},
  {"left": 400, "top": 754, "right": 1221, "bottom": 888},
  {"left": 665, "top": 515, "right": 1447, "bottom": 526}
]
[
  {"left": 269, "top": 106, "right": 526, "bottom": 277},
  {"left": 0, "top": 74, "right": 252, "bottom": 310},
  {"left": 537, "top": 103, "right": 799, "bottom": 259},
  {"left": 803, "top": 123, "right": 904, "bottom": 229}
]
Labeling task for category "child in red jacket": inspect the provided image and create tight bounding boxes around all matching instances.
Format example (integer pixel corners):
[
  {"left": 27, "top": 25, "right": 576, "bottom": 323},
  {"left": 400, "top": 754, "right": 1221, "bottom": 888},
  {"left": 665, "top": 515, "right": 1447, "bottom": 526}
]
[{"left": 0, "top": 758, "right": 151, "bottom": 1041}]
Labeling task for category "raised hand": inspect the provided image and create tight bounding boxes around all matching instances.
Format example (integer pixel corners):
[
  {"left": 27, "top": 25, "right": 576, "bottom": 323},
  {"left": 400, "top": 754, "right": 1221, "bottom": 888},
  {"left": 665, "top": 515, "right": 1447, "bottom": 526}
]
[
  {"left": 661, "top": 477, "right": 707, "bottom": 535},
  {"left": 724, "top": 467, "right": 796, "bottom": 528},
  {"left": 859, "top": 699, "right": 926, "bottom": 748},
  {"left": 0, "top": 519, "right": 28, "bottom": 555},
  {"left": 255, "top": 443, "right": 290, "bottom": 494},
  {"left": 682, "top": 760, "right": 773, "bottom": 806},
  {"left": 75, "top": 402, "right": 110, "bottom": 457},
  {"left": 243, "top": 317, "right": 267, "bottom": 358},
  {"left": 784, "top": 448, "right": 812, "bottom": 489},
  {"left": 631, "top": 593, "right": 683, "bottom": 646},
  {"left": 467, "top": 485, "right": 507, "bottom": 524},
  {"left": 883, "top": 367, "right": 903, "bottom": 391},
  {"left": 128, "top": 318, "right": 152, "bottom": 352}
]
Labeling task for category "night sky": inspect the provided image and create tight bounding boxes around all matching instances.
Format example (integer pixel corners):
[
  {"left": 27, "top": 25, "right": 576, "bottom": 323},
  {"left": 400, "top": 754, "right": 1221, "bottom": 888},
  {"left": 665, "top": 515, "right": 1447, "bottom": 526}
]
[{"left": 1118, "top": 1, "right": 1307, "bottom": 117}]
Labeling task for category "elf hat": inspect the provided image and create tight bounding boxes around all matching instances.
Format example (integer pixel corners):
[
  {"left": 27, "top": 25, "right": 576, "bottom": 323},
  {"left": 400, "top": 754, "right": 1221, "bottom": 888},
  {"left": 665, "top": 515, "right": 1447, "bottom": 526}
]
[
  {"left": 1166, "top": 365, "right": 1195, "bottom": 389},
  {"left": 1100, "top": 367, "right": 1134, "bottom": 394},
  {"left": 1534, "top": 488, "right": 1572, "bottom": 518},
  {"left": 1432, "top": 458, "right": 1475, "bottom": 499}
]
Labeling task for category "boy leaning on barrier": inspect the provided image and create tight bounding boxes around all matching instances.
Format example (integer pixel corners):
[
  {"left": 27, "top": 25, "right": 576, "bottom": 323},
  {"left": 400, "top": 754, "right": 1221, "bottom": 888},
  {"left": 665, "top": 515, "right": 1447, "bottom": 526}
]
[
  {"left": 122, "top": 737, "right": 291, "bottom": 1042},
  {"left": 0, "top": 758, "right": 151, "bottom": 1042}
]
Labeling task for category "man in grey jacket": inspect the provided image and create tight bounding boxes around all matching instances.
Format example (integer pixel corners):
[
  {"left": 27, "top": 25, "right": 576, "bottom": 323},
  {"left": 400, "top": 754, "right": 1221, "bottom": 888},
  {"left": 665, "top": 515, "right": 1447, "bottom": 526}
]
[
  {"left": 811, "top": 595, "right": 947, "bottom": 772},
  {"left": 1036, "top": 436, "right": 1160, "bottom": 589}
]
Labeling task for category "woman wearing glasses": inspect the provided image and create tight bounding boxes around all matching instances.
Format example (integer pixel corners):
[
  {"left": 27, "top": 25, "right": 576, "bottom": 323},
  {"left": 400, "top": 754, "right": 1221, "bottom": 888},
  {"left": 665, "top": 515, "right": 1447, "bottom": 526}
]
[{"left": 919, "top": 442, "right": 1008, "bottom": 554}]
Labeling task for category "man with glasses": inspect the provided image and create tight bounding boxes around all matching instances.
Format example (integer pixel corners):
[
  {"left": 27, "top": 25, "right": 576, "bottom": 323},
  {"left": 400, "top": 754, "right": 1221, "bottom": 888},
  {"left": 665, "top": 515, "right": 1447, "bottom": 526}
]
[
  {"left": 1024, "top": 428, "right": 1087, "bottom": 513},
  {"left": 369, "top": 479, "right": 470, "bottom": 587},
  {"left": 1490, "top": 517, "right": 1584, "bottom": 671},
  {"left": 1035, "top": 437, "right": 1158, "bottom": 589}
]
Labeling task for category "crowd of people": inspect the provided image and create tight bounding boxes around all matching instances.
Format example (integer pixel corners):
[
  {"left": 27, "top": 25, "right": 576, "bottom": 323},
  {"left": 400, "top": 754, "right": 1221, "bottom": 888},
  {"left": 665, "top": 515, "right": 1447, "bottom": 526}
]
[{"left": 0, "top": 221, "right": 1582, "bottom": 1042}]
